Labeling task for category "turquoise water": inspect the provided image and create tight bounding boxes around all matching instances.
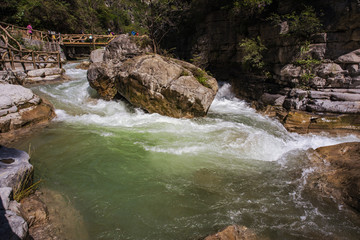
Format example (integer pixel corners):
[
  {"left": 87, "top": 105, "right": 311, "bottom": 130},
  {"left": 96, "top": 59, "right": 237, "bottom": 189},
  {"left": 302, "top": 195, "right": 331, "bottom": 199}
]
[{"left": 18, "top": 63, "right": 360, "bottom": 239}]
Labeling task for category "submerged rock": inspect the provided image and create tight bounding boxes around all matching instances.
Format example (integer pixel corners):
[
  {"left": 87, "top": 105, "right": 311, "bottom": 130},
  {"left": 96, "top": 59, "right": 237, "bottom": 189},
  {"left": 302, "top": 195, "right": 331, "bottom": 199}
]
[
  {"left": 20, "top": 189, "right": 89, "bottom": 240},
  {"left": 204, "top": 225, "right": 259, "bottom": 240},
  {"left": 307, "top": 142, "right": 360, "bottom": 212},
  {"left": 88, "top": 34, "right": 218, "bottom": 118}
]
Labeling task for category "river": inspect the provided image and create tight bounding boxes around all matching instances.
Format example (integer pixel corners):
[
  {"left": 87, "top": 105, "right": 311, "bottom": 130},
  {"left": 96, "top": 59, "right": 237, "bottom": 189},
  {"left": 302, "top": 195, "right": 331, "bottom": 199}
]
[{"left": 17, "top": 63, "right": 360, "bottom": 239}]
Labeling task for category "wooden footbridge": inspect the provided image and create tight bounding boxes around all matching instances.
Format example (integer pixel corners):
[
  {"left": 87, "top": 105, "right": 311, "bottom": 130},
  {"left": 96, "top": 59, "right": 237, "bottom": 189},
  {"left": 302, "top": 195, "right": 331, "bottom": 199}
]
[{"left": 0, "top": 22, "right": 118, "bottom": 71}]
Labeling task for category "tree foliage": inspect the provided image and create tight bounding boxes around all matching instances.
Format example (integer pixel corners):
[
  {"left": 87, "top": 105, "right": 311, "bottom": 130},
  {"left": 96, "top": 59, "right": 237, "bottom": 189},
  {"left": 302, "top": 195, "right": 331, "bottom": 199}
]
[
  {"left": 239, "top": 36, "right": 267, "bottom": 71},
  {"left": 0, "top": 0, "right": 147, "bottom": 34},
  {"left": 268, "top": 5, "right": 322, "bottom": 38}
]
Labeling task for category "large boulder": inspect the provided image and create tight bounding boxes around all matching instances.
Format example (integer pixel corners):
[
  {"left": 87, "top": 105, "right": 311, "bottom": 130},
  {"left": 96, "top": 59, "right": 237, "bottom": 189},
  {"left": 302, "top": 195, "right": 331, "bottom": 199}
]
[
  {"left": 88, "top": 34, "right": 218, "bottom": 118},
  {"left": 307, "top": 142, "right": 360, "bottom": 212},
  {"left": 0, "top": 83, "right": 55, "bottom": 137}
]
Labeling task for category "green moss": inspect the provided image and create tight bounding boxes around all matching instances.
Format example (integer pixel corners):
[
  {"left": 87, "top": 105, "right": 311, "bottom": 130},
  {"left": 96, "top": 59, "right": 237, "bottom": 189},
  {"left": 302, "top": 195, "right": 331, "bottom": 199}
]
[
  {"left": 193, "top": 68, "right": 210, "bottom": 88},
  {"left": 180, "top": 70, "right": 190, "bottom": 77}
]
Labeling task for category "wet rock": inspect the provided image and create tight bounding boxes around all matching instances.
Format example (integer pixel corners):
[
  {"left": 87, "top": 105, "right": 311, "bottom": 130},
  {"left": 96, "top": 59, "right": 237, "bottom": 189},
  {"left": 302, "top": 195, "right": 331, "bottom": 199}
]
[
  {"left": 75, "top": 61, "right": 91, "bottom": 70},
  {"left": 282, "top": 111, "right": 360, "bottom": 135},
  {"left": 283, "top": 111, "right": 311, "bottom": 134},
  {"left": 20, "top": 194, "right": 48, "bottom": 227},
  {"left": 87, "top": 62, "right": 117, "bottom": 100},
  {"left": 0, "top": 83, "right": 55, "bottom": 134},
  {"left": 204, "top": 225, "right": 259, "bottom": 240},
  {"left": 21, "top": 189, "right": 90, "bottom": 240},
  {"left": 307, "top": 142, "right": 360, "bottom": 212}
]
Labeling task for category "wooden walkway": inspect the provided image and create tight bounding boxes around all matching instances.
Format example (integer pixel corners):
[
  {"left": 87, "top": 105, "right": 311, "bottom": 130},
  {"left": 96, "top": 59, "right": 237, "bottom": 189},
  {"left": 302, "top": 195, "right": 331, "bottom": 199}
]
[
  {"left": 0, "top": 25, "right": 62, "bottom": 71},
  {"left": 0, "top": 22, "right": 119, "bottom": 71}
]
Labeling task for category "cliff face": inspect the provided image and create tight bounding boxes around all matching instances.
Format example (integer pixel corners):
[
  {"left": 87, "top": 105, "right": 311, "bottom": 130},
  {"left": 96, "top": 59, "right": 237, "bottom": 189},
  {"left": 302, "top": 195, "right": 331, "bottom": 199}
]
[{"left": 174, "top": 0, "right": 360, "bottom": 135}]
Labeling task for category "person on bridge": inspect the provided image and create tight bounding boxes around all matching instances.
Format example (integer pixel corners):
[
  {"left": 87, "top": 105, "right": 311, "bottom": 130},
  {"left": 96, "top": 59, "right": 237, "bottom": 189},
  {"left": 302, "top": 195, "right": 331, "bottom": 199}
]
[{"left": 26, "top": 24, "right": 33, "bottom": 39}]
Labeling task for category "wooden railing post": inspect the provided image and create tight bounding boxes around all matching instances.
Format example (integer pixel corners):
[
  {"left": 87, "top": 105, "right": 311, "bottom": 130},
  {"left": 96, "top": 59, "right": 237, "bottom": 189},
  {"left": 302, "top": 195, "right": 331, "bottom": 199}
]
[
  {"left": 57, "top": 51, "right": 62, "bottom": 68},
  {"left": 32, "top": 51, "right": 36, "bottom": 69},
  {"left": 9, "top": 49, "right": 15, "bottom": 70}
]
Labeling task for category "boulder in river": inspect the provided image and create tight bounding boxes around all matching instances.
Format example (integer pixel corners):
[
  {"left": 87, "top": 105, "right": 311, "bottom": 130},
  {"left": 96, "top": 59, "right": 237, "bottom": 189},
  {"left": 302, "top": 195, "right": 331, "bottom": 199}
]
[
  {"left": 88, "top": 34, "right": 218, "bottom": 118},
  {"left": 307, "top": 142, "right": 360, "bottom": 212}
]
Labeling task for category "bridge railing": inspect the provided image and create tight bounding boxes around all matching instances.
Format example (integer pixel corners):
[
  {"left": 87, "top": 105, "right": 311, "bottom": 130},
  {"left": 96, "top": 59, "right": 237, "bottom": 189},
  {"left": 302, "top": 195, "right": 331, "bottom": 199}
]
[
  {"left": 0, "top": 21, "right": 51, "bottom": 42},
  {"left": 0, "top": 46, "right": 62, "bottom": 71},
  {"left": 0, "top": 24, "right": 63, "bottom": 71},
  {"left": 60, "top": 34, "right": 117, "bottom": 46}
]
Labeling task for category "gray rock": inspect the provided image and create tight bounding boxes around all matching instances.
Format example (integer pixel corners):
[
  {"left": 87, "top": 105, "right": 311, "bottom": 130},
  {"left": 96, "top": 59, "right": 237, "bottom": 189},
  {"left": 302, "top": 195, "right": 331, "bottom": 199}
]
[
  {"left": 347, "top": 64, "right": 359, "bottom": 75},
  {"left": 307, "top": 100, "right": 360, "bottom": 113},
  {"left": 309, "top": 76, "right": 327, "bottom": 88},
  {"left": 104, "top": 34, "right": 152, "bottom": 64},
  {"left": 0, "top": 146, "right": 33, "bottom": 190},
  {"left": 26, "top": 68, "right": 64, "bottom": 78},
  {"left": 0, "top": 210, "right": 28, "bottom": 239},
  {"left": 0, "top": 187, "right": 12, "bottom": 210},
  {"left": 351, "top": 28, "right": 360, "bottom": 41},
  {"left": 260, "top": 93, "right": 286, "bottom": 106},
  {"left": 309, "top": 43, "right": 326, "bottom": 60},
  {"left": 316, "top": 63, "right": 343, "bottom": 78},
  {"left": 90, "top": 49, "right": 105, "bottom": 63},
  {"left": 323, "top": 89, "right": 360, "bottom": 94},
  {"left": 25, "top": 75, "right": 62, "bottom": 83},
  {"left": 280, "top": 64, "right": 302, "bottom": 79},
  {"left": 0, "top": 96, "right": 13, "bottom": 110},
  {"left": 8, "top": 201, "right": 21, "bottom": 215},
  {"left": 89, "top": 54, "right": 218, "bottom": 118},
  {"left": 288, "top": 89, "right": 308, "bottom": 98},
  {"left": 309, "top": 91, "right": 331, "bottom": 99},
  {"left": 336, "top": 49, "right": 360, "bottom": 64},
  {"left": 0, "top": 84, "right": 35, "bottom": 107},
  {"left": 330, "top": 92, "right": 360, "bottom": 101}
]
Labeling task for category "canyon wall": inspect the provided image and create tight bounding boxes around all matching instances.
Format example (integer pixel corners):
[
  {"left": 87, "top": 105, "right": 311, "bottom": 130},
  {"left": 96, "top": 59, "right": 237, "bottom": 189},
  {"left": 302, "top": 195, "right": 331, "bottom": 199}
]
[{"left": 173, "top": 0, "right": 360, "bottom": 134}]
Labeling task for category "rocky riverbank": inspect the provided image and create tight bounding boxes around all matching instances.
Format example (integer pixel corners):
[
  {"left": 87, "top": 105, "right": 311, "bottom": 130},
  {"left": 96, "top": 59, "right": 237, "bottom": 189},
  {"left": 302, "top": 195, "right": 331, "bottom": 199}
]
[{"left": 0, "top": 83, "right": 56, "bottom": 145}]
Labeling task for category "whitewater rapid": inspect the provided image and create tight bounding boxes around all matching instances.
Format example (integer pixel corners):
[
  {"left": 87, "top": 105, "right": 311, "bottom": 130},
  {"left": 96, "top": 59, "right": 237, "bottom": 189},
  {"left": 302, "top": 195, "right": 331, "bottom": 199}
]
[{"left": 35, "top": 63, "right": 359, "bottom": 163}]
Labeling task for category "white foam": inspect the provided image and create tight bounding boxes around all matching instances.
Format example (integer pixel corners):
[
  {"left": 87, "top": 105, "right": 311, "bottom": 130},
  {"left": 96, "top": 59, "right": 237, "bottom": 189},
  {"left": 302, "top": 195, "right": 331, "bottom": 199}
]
[{"left": 39, "top": 64, "right": 360, "bottom": 162}]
